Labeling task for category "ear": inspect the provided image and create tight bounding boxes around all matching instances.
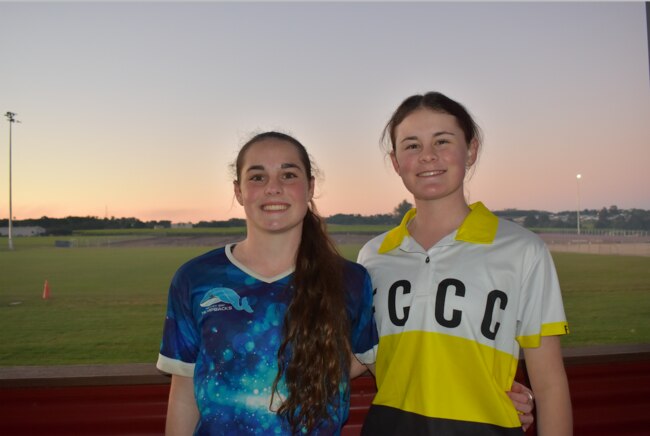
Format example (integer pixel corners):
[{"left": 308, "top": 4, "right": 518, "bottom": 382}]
[
  {"left": 307, "top": 176, "right": 315, "bottom": 201},
  {"left": 466, "top": 138, "right": 479, "bottom": 167},
  {"left": 390, "top": 151, "right": 400, "bottom": 174},
  {"left": 233, "top": 181, "right": 243, "bottom": 206}
]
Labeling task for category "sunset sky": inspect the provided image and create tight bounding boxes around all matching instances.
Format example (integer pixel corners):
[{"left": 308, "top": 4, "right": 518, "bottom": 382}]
[{"left": 2, "top": 1, "right": 649, "bottom": 223}]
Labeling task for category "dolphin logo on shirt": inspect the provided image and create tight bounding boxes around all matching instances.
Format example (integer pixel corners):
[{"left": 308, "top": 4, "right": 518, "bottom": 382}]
[{"left": 200, "top": 287, "right": 253, "bottom": 313}]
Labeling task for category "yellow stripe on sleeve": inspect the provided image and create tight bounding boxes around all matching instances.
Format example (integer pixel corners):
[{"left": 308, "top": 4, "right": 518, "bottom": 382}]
[{"left": 517, "top": 322, "right": 570, "bottom": 348}]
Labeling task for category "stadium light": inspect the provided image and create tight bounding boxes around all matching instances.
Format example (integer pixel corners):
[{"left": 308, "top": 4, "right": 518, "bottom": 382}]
[
  {"left": 576, "top": 174, "right": 582, "bottom": 235},
  {"left": 5, "top": 112, "right": 20, "bottom": 250}
]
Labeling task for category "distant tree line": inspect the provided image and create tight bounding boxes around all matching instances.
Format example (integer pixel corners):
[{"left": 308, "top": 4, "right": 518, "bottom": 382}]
[
  {"left": 2, "top": 203, "right": 649, "bottom": 235},
  {"left": 194, "top": 218, "right": 246, "bottom": 228},
  {"left": 0, "top": 216, "right": 171, "bottom": 236},
  {"left": 507, "top": 205, "right": 650, "bottom": 231}
]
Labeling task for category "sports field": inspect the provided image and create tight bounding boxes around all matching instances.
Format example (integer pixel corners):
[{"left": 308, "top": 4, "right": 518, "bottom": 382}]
[{"left": 0, "top": 235, "right": 649, "bottom": 366}]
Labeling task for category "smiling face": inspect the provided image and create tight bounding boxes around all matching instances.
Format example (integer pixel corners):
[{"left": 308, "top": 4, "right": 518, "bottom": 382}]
[
  {"left": 234, "top": 138, "right": 314, "bottom": 235},
  {"left": 391, "top": 108, "right": 478, "bottom": 205}
]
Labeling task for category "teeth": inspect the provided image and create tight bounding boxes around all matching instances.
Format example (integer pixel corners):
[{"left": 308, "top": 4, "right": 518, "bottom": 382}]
[
  {"left": 419, "top": 170, "right": 444, "bottom": 177},
  {"left": 262, "top": 204, "right": 288, "bottom": 211}
]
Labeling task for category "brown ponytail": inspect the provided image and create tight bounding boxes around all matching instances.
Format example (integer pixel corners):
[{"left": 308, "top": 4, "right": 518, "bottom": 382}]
[
  {"left": 272, "top": 206, "right": 351, "bottom": 433},
  {"left": 234, "top": 131, "right": 351, "bottom": 433}
]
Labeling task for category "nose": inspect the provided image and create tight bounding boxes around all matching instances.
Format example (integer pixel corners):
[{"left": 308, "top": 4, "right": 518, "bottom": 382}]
[
  {"left": 265, "top": 179, "right": 282, "bottom": 195},
  {"left": 419, "top": 145, "right": 438, "bottom": 162}
]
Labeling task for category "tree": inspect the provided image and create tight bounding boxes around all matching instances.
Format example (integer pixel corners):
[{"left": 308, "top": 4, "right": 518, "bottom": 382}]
[
  {"left": 596, "top": 207, "right": 610, "bottom": 229},
  {"left": 537, "top": 212, "right": 551, "bottom": 228},
  {"left": 523, "top": 213, "right": 539, "bottom": 228},
  {"left": 393, "top": 200, "right": 413, "bottom": 221}
]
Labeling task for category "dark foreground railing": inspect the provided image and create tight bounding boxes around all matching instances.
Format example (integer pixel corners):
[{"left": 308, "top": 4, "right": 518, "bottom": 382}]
[{"left": 1, "top": 344, "right": 649, "bottom": 436}]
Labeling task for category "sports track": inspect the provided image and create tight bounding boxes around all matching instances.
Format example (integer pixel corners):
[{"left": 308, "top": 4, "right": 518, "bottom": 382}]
[{"left": 109, "top": 232, "right": 650, "bottom": 257}]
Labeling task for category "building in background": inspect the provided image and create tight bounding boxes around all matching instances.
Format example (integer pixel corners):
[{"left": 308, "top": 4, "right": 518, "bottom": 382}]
[{"left": 0, "top": 226, "right": 46, "bottom": 237}]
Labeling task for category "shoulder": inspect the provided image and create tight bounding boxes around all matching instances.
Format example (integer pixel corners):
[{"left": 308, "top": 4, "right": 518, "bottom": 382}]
[
  {"left": 494, "top": 218, "right": 550, "bottom": 264},
  {"left": 341, "top": 258, "right": 371, "bottom": 282},
  {"left": 174, "top": 246, "right": 228, "bottom": 279},
  {"left": 340, "top": 259, "right": 375, "bottom": 317},
  {"left": 358, "top": 231, "right": 391, "bottom": 263},
  {"left": 340, "top": 259, "right": 373, "bottom": 299},
  {"left": 496, "top": 218, "right": 546, "bottom": 247}
]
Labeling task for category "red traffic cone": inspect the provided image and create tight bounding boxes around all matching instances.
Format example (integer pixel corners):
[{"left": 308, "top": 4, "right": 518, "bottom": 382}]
[{"left": 42, "top": 280, "right": 51, "bottom": 299}]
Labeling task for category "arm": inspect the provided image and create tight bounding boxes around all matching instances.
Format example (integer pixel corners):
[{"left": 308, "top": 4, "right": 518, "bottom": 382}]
[
  {"left": 350, "top": 353, "right": 376, "bottom": 379},
  {"left": 165, "top": 374, "right": 199, "bottom": 436},
  {"left": 507, "top": 380, "right": 535, "bottom": 431},
  {"left": 523, "top": 336, "right": 573, "bottom": 436}
]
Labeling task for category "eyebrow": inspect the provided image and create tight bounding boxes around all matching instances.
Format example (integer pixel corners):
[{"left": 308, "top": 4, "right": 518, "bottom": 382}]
[
  {"left": 399, "top": 131, "right": 456, "bottom": 143},
  {"left": 245, "top": 162, "right": 302, "bottom": 172}
]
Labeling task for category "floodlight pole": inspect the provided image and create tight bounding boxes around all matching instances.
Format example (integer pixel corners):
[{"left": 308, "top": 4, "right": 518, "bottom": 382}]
[
  {"left": 576, "top": 174, "right": 582, "bottom": 236},
  {"left": 5, "top": 112, "right": 19, "bottom": 250}
]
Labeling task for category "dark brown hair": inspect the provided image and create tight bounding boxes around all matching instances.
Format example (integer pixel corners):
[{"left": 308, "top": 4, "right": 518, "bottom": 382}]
[
  {"left": 382, "top": 91, "right": 482, "bottom": 153},
  {"left": 235, "top": 131, "right": 351, "bottom": 433}
]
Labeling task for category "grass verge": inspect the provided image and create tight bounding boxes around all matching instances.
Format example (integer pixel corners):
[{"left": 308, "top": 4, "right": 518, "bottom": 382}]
[{"left": 0, "top": 240, "right": 648, "bottom": 365}]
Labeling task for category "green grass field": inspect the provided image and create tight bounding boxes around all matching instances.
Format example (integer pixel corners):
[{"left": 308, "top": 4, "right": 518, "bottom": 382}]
[
  {"left": 71, "top": 223, "right": 392, "bottom": 237},
  {"left": 0, "top": 237, "right": 648, "bottom": 366}
]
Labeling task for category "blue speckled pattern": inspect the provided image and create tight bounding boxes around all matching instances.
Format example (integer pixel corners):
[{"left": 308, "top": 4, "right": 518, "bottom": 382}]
[{"left": 159, "top": 244, "right": 378, "bottom": 435}]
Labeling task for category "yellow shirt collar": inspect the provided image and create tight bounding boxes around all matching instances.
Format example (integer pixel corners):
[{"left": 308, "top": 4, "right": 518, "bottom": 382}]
[{"left": 378, "top": 201, "right": 499, "bottom": 254}]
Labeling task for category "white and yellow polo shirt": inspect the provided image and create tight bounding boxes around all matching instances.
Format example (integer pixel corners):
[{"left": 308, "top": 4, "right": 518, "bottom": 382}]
[{"left": 358, "top": 202, "right": 569, "bottom": 435}]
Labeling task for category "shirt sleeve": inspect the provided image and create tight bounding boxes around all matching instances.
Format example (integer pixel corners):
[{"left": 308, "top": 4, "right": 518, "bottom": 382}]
[
  {"left": 347, "top": 264, "right": 379, "bottom": 365},
  {"left": 516, "top": 244, "right": 569, "bottom": 348},
  {"left": 156, "top": 268, "right": 200, "bottom": 377}
]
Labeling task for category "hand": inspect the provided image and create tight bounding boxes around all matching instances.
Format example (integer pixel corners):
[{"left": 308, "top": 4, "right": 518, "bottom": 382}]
[{"left": 507, "top": 380, "right": 535, "bottom": 431}]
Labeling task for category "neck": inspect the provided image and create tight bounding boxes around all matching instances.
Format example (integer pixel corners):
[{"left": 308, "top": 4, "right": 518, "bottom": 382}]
[
  {"left": 410, "top": 195, "right": 471, "bottom": 250},
  {"left": 233, "top": 225, "right": 303, "bottom": 278}
]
